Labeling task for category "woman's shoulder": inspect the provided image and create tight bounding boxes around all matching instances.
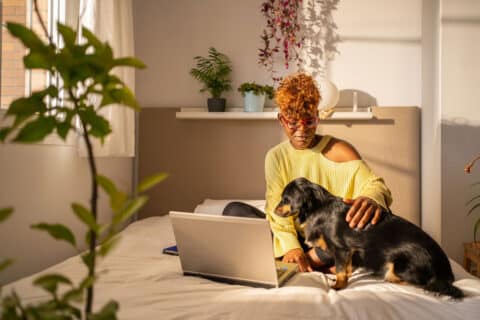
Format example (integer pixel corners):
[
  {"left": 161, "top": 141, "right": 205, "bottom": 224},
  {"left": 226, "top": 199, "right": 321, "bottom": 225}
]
[
  {"left": 265, "top": 140, "right": 289, "bottom": 162},
  {"left": 323, "top": 136, "right": 362, "bottom": 163}
]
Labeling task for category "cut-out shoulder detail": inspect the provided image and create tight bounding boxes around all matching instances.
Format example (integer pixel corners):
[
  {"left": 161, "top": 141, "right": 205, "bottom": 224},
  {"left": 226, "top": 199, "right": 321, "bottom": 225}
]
[{"left": 322, "top": 137, "right": 362, "bottom": 163}]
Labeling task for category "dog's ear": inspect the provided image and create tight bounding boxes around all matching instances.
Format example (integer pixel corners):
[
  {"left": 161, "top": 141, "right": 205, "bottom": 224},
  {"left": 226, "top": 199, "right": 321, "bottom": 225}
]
[{"left": 310, "top": 183, "right": 333, "bottom": 204}]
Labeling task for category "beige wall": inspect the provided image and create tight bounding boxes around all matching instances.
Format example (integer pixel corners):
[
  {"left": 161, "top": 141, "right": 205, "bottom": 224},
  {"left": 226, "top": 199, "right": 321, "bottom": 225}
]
[
  {"left": 138, "top": 107, "right": 421, "bottom": 226},
  {"left": 0, "top": 134, "right": 133, "bottom": 285}
]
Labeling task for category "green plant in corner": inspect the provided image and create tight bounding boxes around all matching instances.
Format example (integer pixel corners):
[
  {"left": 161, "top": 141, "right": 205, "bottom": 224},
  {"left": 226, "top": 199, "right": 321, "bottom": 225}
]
[
  {"left": 0, "top": 6, "right": 167, "bottom": 319},
  {"left": 190, "top": 47, "right": 232, "bottom": 112},
  {"left": 465, "top": 154, "right": 480, "bottom": 242}
]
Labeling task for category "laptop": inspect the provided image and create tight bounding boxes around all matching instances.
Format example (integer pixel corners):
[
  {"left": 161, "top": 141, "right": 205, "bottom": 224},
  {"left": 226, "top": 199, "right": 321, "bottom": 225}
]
[{"left": 169, "top": 211, "right": 298, "bottom": 288}]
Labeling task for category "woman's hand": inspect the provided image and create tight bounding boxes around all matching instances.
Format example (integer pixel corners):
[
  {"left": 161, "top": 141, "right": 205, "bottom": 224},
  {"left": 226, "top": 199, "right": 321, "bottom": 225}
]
[
  {"left": 343, "top": 196, "right": 383, "bottom": 229},
  {"left": 282, "top": 248, "right": 313, "bottom": 272}
]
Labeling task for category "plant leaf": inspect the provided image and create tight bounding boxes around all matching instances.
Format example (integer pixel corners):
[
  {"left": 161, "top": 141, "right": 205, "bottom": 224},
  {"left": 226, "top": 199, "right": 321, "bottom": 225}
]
[
  {"left": 6, "top": 22, "right": 47, "bottom": 52},
  {"left": 72, "top": 203, "right": 99, "bottom": 233},
  {"left": 467, "top": 202, "right": 480, "bottom": 216},
  {"left": 82, "top": 27, "right": 102, "bottom": 50},
  {"left": 24, "top": 51, "right": 52, "bottom": 69},
  {"left": 81, "top": 251, "right": 94, "bottom": 269},
  {"left": 0, "top": 127, "right": 12, "bottom": 141},
  {"left": 57, "top": 22, "right": 76, "bottom": 49},
  {"left": 13, "top": 117, "right": 56, "bottom": 143},
  {"left": 0, "top": 259, "right": 14, "bottom": 273},
  {"left": 88, "top": 300, "right": 119, "bottom": 320},
  {"left": 96, "top": 175, "right": 118, "bottom": 196},
  {"left": 97, "top": 175, "right": 127, "bottom": 212},
  {"left": 33, "top": 273, "right": 72, "bottom": 294},
  {"left": 0, "top": 207, "right": 14, "bottom": 223},
  {"left": 137, "top": 172, "right": 168, "bottom": 193},
  {"left": 62, "top": 288, "right": 84, "bottom": 303},
  {"left": 112, "top": 196, "right": 148, "bottom": 225},
  {"left": 475, "top": 218, "right": 480, "bottom": 242},
  {"left": 7, "top": 96, "right": 46, "bottom": 120},
  {"left": 102, "top": 87, "right": 140, "bottom": 110},
  {"left": 31, "top": 223, "right": 76, "bottom": 247},
  {"left": 467, "top": 195, "right": 480, "bottom": 207},
  {"left": 99, "top": 234, "right": 120, "bottom": 257},
  {"left": 79, "top": 275, "right": 96, "bottom": 290},
  {"left": 79, "top": 108, "right": 112, "bottom": 139},
  {"left": 113, "top": 57, "right": 146, "bottom": 69}
]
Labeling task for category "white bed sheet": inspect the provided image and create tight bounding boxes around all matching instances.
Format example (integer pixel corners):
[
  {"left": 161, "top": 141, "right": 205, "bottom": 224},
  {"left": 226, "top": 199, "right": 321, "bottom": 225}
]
[{"left": 3, "top": 216, "right": 480, "bottom": 320}]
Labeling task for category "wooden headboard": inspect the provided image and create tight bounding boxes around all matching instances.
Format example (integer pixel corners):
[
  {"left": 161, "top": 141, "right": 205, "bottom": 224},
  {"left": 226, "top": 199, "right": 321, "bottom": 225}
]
[{"left": 138, "top": 107, "right": 420, "bottom": 225}]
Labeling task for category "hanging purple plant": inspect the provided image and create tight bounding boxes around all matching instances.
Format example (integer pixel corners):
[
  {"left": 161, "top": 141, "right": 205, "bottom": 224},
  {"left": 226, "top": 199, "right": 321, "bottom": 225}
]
[{"left": 258, "top": 0, "right": 304, "bottom": 82}]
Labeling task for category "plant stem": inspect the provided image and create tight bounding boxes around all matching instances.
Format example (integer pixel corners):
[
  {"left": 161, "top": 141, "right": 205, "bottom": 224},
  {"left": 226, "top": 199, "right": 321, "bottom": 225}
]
[
  {"left": 69, "top": 88, "right": 98, "bottom": 317},
  {"left": 82, "top": 114, "right": 98, "bottom": 317},
  {"left": 33, "top": 0, "right": 53, "bottom": 44}
]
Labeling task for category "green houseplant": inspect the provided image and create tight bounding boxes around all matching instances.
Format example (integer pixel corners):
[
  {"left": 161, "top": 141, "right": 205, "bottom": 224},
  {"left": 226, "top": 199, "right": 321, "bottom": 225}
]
[
  {"left": 190, "top": 47, "right": 232, "bottom": 112},
  {"left": 0, "top": 9, "right": 166, "bottom": 319},
  {"left": 465, "top": 154, "right": 480, "bottom": 242},
  {"left": 237, "top": 82, "right": 274, "bottom": 112}
]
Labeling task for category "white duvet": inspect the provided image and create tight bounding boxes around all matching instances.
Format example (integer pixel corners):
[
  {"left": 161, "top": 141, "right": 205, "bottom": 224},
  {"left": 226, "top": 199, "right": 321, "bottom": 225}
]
[{"left": 3, "top": 216, "right": 480, "bottom": 320}]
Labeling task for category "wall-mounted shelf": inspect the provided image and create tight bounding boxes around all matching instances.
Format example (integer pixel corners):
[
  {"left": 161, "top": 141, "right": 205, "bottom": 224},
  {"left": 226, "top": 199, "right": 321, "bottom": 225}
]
[{"left": 175, "top": 107, "right": 374, "bottom": 120}]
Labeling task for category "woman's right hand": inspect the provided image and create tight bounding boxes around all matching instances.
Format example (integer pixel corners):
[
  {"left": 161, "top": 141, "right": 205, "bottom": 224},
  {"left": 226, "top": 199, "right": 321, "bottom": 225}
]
[{"left": 282, "top": 248, "right": 313, "bottom": 272}]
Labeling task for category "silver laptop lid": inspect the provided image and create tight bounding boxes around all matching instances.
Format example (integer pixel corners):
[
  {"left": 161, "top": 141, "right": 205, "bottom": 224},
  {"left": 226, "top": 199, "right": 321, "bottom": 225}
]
[{"left": 169, "top": 211, "right": 279, "bottom": 287}]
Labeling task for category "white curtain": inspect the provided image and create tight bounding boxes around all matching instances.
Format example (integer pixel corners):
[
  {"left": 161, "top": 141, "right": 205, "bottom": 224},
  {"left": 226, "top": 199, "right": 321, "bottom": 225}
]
[{"left": 77, "top": 0, "right": 136, "bottom": 157}]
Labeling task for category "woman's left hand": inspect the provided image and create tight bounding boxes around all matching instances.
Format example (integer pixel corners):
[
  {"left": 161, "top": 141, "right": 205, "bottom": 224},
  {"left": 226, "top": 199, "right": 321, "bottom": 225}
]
[{"left": 343, "top": 197, "right": 383, "bottom": 229}]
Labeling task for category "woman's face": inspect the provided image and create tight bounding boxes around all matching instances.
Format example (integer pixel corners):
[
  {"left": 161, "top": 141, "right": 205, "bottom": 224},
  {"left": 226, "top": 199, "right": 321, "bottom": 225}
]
[{"left": 279, "top": 113, "right": 319, "bottom": 150}]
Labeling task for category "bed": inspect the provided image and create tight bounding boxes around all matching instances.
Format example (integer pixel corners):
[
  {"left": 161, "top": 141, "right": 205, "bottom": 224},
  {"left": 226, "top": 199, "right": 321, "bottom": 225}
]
[{"left": 2, "top": 199, "right": 480, "bottom": 320}]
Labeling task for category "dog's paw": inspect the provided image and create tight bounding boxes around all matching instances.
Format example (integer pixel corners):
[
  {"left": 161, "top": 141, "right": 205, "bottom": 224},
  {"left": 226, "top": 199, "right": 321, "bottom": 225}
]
[{"left": 331, "top": 273, "right": 349, "bottom": 290}]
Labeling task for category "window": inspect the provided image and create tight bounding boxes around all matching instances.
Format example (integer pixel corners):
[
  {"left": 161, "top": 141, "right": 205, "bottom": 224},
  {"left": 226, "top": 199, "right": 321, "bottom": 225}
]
[{"left": 1, "top": 0, "right": 66, "bottom": 110}]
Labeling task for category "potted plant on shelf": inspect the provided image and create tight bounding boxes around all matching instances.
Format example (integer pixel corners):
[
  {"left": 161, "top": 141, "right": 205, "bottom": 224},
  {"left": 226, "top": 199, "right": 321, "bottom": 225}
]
[
  {"left": 238, "top": 82, "right": 274, "bottom": 112},
  {"left": 190, "top": 47, "right": 232, "bottom": 112}
]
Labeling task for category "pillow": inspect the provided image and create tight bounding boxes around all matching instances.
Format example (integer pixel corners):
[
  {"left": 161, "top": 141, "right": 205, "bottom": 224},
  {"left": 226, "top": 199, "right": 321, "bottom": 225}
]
[{"left": 193, "top": 199, "right": 266, "bottom": 215}]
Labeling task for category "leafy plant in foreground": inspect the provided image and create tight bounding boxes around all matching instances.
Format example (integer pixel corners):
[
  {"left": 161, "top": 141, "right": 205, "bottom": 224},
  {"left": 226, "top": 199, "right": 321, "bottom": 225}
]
[{"left": 0, "top": 11, "right": 166, "bottom": 320}]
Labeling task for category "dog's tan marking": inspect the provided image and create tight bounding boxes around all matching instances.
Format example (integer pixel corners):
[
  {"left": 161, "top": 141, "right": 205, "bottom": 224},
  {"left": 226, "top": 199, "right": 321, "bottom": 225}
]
[
  {"left": 384, "top": 262, "right": 407, "bottom": 284},
  {"left": 332, "top": 250, "right": 354, "bottom": 290},
  {"left": 315, "top": 235, "right": 328, "bottom": 251},
  {"left": 333, "top": 271, "right": 348, "bottom": 290},
  {"left": 346, "top": 251, "right": 354, "bottom": 277},
  {"left": 274, "top": 204, "right": 291, "bottom": 216}
]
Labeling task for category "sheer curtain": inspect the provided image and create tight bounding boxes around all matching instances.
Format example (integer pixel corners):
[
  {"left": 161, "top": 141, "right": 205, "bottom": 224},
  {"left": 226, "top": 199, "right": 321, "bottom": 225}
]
[{"left": 76, "top": 0, "right": 136, "bottom": 157}]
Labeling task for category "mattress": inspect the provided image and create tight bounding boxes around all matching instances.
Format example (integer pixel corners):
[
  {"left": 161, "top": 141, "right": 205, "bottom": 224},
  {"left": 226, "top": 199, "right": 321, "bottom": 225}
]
[{"left": 2, "top": 215, "right": 480, "bottom": 320}]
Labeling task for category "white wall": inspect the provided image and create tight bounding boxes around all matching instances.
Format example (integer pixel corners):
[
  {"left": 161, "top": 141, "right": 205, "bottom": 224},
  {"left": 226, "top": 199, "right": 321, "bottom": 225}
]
[
  {"left": 440, "top": 0, "right": 480, "bottom": 262},
  {"left": 0, "top": 137, "right": 132, "bottom": 285},
  {"left": 133, "top": 0, "right": 422, "bottom": 108},
  {"left": 331, "top": 0, "right": 422, "bottom": 107}
]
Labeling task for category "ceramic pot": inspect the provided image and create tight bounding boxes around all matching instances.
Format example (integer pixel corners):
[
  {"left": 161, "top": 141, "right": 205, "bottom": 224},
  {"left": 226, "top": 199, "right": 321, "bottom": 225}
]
[
  {"left": 243, "top": 91, "right": 266, "bottom": 112},
  {"left": 207, "top": 98, "right": 226, "bottom": 112}
]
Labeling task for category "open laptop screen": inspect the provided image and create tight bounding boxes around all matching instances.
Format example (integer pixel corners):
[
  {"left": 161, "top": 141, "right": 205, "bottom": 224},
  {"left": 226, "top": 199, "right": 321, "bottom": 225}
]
[{"left": 169, "top": 211, "right": 282, "bottom": 287}]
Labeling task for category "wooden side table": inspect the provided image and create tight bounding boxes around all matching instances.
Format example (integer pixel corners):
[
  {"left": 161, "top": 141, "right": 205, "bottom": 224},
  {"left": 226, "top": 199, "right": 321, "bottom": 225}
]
[{"left": 463, "top": 242, "right": 480, "bottom": 277}]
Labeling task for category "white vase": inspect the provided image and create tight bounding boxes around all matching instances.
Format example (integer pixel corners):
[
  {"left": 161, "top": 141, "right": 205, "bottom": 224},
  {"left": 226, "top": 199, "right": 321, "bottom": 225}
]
[
  {"left": 243, "top": 91, "right": 266, "bottom": 112},
  {"left": 317, "top": 78, "right": 340, "bottom": 111}
]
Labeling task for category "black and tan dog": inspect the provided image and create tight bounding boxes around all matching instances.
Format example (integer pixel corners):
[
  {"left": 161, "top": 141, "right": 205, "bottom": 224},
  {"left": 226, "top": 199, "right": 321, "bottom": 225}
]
[{"left": 275, "top": 177, "right": 464, "bottom": 299}]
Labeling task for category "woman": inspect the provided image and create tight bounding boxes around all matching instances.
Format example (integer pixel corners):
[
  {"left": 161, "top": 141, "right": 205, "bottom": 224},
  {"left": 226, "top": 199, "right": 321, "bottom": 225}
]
[{"left": 224, "top": 73, "right": 392, "bottom": 272}]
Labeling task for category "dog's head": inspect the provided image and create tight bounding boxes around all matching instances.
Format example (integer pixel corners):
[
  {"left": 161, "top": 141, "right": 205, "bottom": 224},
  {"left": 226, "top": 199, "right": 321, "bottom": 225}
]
[{"left": 274, "top": 177, "right": 334, "bottom": 223}]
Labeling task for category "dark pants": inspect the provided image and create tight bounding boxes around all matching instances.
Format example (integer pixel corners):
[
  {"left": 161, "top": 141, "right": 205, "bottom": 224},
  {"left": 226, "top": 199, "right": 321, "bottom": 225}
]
[{"left": 222, "top": 201, "right": 334, "bottom": 266}]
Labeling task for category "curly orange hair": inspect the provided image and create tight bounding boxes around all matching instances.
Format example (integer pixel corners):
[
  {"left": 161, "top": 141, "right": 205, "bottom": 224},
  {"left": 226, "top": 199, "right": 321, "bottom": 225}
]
[{"left": 275, "top": 73, "right": 321, "bottom": 119}]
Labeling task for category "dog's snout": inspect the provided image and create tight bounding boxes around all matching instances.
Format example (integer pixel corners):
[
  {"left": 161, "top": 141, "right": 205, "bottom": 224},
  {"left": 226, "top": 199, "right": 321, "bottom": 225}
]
[{"left": 275, "top": 204, "right": 292, "bottom": 217}]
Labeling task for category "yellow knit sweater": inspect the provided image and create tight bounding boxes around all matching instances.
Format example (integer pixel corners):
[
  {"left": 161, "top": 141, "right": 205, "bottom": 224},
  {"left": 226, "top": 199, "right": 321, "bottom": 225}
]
[{"left": 264, "top": 135, "right": 393, "bottom": 257}]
